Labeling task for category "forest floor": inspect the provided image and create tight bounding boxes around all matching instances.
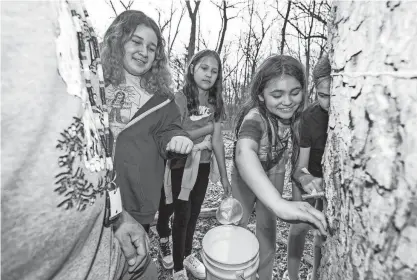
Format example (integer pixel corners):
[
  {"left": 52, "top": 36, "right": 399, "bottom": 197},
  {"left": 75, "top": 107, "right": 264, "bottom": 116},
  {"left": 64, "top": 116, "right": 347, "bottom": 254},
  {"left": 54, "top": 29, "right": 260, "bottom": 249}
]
[{"left": 150, "top": 131, "right": 315, "bottom": 280}]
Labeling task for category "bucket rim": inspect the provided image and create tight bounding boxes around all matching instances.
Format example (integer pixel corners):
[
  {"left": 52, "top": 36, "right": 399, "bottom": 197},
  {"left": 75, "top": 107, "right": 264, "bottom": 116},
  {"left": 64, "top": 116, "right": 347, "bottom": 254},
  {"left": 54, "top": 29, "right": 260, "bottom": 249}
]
[
  {"left": 201, "top": 250, "right": 259, "bottom": 271},
  {"left": 202, "top": 225, "right": 259, "bottom": 265}
]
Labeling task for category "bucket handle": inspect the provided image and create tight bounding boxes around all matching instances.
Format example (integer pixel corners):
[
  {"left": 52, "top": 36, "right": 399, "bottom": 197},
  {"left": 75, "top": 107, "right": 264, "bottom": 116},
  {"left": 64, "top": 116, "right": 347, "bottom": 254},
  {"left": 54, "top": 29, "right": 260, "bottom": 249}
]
[{"left": 235, "top": 270, "right": 246, "bottom": 280}]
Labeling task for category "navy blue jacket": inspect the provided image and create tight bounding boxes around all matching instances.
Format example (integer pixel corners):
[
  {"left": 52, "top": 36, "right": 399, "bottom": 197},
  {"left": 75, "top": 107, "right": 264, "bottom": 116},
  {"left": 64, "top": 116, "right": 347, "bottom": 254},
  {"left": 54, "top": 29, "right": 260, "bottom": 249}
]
[{"left": 113, "top": 94, "right": 188, "bottom": 224}]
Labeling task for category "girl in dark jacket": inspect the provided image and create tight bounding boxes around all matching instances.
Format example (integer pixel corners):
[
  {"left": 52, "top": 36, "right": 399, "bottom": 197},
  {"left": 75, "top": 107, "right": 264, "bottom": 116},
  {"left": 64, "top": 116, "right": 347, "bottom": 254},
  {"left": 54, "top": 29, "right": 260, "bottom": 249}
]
[{"left": 101, "top": 10, "right": 193, "bottom": 232}]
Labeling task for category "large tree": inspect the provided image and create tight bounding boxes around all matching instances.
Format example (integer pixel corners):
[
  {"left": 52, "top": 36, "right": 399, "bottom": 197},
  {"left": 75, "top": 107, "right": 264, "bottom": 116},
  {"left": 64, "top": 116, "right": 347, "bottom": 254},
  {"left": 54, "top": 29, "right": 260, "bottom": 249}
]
[{"left": 321, "top": 1, "right": 417, "bottom": 280}]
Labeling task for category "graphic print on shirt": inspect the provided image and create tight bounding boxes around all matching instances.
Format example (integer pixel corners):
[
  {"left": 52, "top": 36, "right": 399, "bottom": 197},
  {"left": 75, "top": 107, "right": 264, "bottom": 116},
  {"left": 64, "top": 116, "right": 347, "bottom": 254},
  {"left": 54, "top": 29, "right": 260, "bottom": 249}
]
[
  {"left": 55, "top": 117, "right": 108, "bottom": 210},
  {"left": 54, "top": 3, "right": 112, "bottom": 211},
  {"left": 106, "top": 84, "right": 148, "bottom": 140},
  {"left": 189, "top": 105, "right": 212, "bottom": 121},
  {"left": 109, "top": 91, "right": 127, "bottom": 124}
]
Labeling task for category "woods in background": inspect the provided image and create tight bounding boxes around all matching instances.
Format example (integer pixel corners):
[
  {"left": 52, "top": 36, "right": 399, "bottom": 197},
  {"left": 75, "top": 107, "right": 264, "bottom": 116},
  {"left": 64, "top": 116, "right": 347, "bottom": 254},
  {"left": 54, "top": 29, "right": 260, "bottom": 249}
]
[{"left": 103, "top": 0, "right": 330, "bottom": 128}]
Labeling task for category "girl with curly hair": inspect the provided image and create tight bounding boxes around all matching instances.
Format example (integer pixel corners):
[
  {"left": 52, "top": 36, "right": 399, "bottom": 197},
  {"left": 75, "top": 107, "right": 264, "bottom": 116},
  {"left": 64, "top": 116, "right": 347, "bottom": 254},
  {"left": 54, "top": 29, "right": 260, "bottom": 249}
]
[{"left": 101, "top": 10, "right": 193, "bottom": 236}]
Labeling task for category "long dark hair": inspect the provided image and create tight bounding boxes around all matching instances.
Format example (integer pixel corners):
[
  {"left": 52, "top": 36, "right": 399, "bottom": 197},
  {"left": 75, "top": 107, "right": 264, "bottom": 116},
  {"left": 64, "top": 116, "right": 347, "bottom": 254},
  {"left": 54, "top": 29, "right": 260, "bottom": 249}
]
[
  {"left": 313, "top": 54, "right": 331, "bottom": 86},
  {"left": 183, "top": 50, "right": 224, "bottom": 122},
  {"left": 234, "top": 54, "right": 308, "bottom": 173},
  {"left": 101, "top": 10, "right": 172, "bottom": 98}
]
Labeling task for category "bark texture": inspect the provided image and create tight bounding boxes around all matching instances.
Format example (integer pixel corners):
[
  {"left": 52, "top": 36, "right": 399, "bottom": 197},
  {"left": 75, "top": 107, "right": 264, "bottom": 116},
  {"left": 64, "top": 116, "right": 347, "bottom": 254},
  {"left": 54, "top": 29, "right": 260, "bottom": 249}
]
[{"left": 321, "top": 1, "right": 417, "bottom": 280}]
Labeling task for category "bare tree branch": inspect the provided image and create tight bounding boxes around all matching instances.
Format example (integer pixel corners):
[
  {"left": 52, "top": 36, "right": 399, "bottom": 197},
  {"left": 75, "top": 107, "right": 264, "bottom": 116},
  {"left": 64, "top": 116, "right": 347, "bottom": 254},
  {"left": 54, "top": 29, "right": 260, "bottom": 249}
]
[
  {"left": 217, "top": 1, "right": 227, "bottom": 54},
  {"left": 105, "top": 0, "right": 118, "bottom": 16},
  {"left": 185, "top": 0, "right": 201, "bottom": 63},
  {"left": 292, "top": 0, "right": 328, "bottom": 26},
  {"left": 276, "top": 6, "right": 306, "bottom": 38},
  {"left": 199, "top": 36, "right": 210, "bottom": 49},
  {"left": 169, "top": 6, "right": 186, "bottom": 58},
  {"left": 279, "top": 0, "right": 292, "bottom": 54},
  {"left": 284, "top": 32, "right": 327, "bottom": 40},
  {"left": 223, "top": 53, "right": 245, "bottom": 80},
  {"left": 156, "top": 8, "right": 173, "bottom": 34},
  {"left": 119, "top": 0, "right": 127, "bottom": 10},
  {"left": 212, "top": 0, "right": 244, "bottom": 54},
  {"left": 186, "top": 0, "right": 193, "bottom": 15},
  {"left": 245, "top": 10, "right": 273, "bottom": 75}
]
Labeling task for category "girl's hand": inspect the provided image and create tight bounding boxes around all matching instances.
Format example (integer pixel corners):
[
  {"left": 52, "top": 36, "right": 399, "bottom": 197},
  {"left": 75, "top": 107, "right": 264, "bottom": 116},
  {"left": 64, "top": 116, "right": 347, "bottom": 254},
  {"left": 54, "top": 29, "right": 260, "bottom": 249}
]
[
  {"left": 113, "top": 211, "right": 151, "bottom": 273},
  {"left": 166, "top": 136, "right": 193, "bottom": 154},
  {"left": 221, "top": 177, "right": 232, "bottom": 198},
  {"left": 299, "top": 174, "right": 323, "bottom": 194},
  {"left": 279, "top": 200, "right": 327, "bottom": 236}
]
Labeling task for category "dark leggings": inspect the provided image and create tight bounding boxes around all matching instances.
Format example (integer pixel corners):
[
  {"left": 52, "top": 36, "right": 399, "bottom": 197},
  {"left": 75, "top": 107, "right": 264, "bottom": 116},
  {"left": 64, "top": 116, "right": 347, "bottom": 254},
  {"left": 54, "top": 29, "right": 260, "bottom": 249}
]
[
  {"left": 157, "top": 164, "right": 210, "bottom": 272},
  {"left": 156, "top": 186, "right": 174, "bottom": 238},
  {"left": 141, "top": 224, "right": 150, "bottom": 234}
]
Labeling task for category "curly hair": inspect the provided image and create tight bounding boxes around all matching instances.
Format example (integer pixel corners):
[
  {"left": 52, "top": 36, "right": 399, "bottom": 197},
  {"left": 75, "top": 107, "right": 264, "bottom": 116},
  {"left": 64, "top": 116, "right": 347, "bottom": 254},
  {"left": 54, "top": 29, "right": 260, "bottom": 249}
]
[
  {"left": 234, "top": 54, "right": 308, "bottom": 173},
  {"left": 183, "top": 50, "right": 224, "bottom": 122},
  {"left": 101, "top": 10, "right": 172, "bottom": 98}
]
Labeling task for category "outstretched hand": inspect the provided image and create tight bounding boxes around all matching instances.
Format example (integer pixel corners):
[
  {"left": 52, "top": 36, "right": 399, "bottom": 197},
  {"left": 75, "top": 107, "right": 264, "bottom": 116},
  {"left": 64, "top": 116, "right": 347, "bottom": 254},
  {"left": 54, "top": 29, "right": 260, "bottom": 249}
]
[
  {"left": 166, "top": 136, "right": 193, "bottom": 154},
  {"left": 278, "top": 200, "right": 327, "bottom": 236},
  {"left": 300, "top": 174, "right": 323, "bottom": 194},
  {"left": 114, "top": 211, "right": 150, "bottom": 273}
]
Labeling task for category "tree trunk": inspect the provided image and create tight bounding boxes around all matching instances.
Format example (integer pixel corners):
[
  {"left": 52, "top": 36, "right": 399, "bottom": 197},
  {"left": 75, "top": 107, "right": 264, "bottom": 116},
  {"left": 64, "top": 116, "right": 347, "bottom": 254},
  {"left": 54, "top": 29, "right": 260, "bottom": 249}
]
[
  {"left": 186, "top": 0, "right": 201, "bottom": 64},
  {"left": 321, "top": 1, "right": 417, "bottom": 280},
  {"left": 280, "top": 0, "right": 291, "bottom": 54},
  {"left": 242, "top": 0, "right": 254, "bottom": 91},
  {"left": 305, "top": 0, "right": 315, "bottom": 93},
  {"left": 216, "top": 1, "right": 228, "bottom": 55}
]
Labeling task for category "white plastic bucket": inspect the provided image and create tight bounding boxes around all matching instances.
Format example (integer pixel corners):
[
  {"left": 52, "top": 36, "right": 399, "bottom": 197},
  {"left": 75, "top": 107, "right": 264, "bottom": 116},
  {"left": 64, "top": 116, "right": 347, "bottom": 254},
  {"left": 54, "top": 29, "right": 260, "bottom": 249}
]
[{"left": 202, "top": 225, "right": 259, "bottom": 280}]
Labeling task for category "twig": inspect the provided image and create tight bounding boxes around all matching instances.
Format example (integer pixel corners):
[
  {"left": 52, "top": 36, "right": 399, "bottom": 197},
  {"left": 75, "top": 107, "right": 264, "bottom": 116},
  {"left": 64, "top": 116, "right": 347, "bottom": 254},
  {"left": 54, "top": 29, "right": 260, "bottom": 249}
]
[
  {"left": 106, "top": 0, "right": 118, "bottom": 16},
  {"left": 331, "top": 71, "right": 417, "bottom": 79}
]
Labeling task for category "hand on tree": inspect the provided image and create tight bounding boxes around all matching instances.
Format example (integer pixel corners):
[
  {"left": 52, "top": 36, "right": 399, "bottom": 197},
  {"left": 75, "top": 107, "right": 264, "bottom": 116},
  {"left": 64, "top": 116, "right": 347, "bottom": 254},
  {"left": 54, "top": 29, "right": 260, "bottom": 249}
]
[
  {"left": 166, "top": 136, "right": 193, "bottom": 154},
  {"left": 221, "top": 177, "right": 232, "bottom": 198},
  {"left": 299, "top": 174, "right": 323, "bottom": 194},
  {"left": 276, "top": 200, "right": 327, "bottom": 236},
  {"left": 114, "top": 211, "right": 151, "bottom": 273}
]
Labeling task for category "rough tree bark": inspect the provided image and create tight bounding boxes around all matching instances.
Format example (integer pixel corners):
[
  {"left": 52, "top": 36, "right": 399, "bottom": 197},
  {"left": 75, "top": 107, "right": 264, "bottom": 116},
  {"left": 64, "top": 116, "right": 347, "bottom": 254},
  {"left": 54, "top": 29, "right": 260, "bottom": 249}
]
[{"left": 321, "top": 1, "right": 417, "bottom": 280}]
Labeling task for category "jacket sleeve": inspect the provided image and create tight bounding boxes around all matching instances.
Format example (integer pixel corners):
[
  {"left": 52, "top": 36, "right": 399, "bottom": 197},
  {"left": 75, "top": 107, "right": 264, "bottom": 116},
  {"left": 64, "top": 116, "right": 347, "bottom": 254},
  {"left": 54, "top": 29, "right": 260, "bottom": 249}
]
[
  {"left": 154, "top": 100, "right": 190, "bottom": 160},
  {"left": 174, "top": 91, "right": 188, "bottom": 122}
]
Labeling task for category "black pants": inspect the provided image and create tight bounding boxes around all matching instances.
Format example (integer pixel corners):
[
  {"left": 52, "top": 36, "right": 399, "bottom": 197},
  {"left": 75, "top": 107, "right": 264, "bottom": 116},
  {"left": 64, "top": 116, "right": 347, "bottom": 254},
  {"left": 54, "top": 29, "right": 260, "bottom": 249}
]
[
  {"left": 141, "top": 224, "right": 150, "bottom": 234},
  {"left": 156, "top": 159, "right": 174, "bottom": 238},
  {"left": 156, "top": 186, "right": 175, "bottom": 238},
  {"left": 157, "top": 163, "right": 210, "bottom": 272}
]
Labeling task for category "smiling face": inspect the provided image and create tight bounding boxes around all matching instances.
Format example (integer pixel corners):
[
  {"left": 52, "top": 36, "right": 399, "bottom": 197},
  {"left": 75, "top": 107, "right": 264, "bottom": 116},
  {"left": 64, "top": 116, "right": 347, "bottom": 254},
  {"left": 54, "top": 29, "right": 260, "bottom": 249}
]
[
  {"left": 192, "top": 56, "right": 219, "bottom": 92},
  {"left": 316, "top": 78, "right": 331, "bottom": 111},
  {"left": 122, "top": 24, "right": 157, "bottom": 77},
  {"left": 259, "top": 74, "right": 303, "bottom": 120}
]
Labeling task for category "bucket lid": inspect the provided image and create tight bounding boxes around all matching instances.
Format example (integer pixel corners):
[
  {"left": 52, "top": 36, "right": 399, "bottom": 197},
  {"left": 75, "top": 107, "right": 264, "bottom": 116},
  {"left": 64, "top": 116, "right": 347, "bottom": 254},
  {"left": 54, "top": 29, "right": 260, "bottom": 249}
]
[{"left": 202, "top": 225, "right": 259, "bottom": 265}]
